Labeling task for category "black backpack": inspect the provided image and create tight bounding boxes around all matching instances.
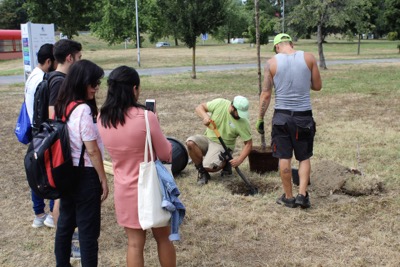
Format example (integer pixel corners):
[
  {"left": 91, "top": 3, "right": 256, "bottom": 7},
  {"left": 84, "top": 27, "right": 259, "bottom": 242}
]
[
  {"left": 24, "top": 101, "right": 85, "bottom": 199},
  {"left": 32, "top": 72, "right": 64, "bottom": 136}
]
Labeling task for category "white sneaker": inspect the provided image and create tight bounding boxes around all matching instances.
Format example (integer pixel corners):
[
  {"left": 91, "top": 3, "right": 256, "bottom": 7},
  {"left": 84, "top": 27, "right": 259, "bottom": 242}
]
[
  {"left": 32, "top": 214, "right": 47, "bottom": 228},
  {"left": 44, "top": 214, "right": 55, "bottom": 228}
]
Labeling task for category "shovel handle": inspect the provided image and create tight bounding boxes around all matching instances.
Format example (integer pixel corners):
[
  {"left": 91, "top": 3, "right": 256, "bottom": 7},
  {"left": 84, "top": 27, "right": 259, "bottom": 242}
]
[{"left": 208, "top": 120, "right": 221, "bottom": 138}]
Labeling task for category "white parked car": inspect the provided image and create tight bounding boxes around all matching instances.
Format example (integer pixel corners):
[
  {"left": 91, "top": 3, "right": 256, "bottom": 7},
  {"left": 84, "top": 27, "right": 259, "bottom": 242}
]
[
  {"left": 231, "top": 38, "right": 244, "bottom": 44},
  {"left": 156, "top": 42, "right": 171, "bottom": 47}
]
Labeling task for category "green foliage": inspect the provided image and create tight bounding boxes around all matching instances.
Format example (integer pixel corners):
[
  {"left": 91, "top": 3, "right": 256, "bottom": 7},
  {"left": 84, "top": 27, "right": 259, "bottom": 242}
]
[
  {"left": 387, "top": 32, "right": 399, "bottom": 41},
  {"left": 91, "top": 0, "right": 153, "bottom": 46},
  {"left": 173, "top": 0, "right": 228, "bottom": 49},
  {"left": 24, "top": 0, "right": 100, "bottom": 38},
  {"left": 241, "top": 0, "right": 278, "bottom": 44},
  {"left": 384, "top": 0, "right": 400, "bottom": 37},
  {"left": 0, "top": 0, "right": 28, "bottom": 29},
  {"left": 213, "top": 0, "right": 249, "bottom": 43}
]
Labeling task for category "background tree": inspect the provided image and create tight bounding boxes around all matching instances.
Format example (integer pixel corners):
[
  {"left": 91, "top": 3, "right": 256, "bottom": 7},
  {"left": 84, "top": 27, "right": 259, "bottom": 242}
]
[
  {"left": 158, "top": 0, "right": 228, "bottom": 79},
  {"left": 244, "top": 0, "right": 276, "bottom": 44},
  {"left": 287, "top": 0, "right": 354, "bottom": 69},
  {"left": 91, "top": 0, "right": 152, "bottom": 46},
  {"left": 0, "top": 0, "right": 28, "bottom": 29},
  {"left": 24, "top": 0, "right": 99, "bottom": 38},
  {"left": 384, "top": 0, "right": 400, "bottom": 40},
  {"left": 150, "top": 0, "right": 182, "bottom": 46},
  {"left": 344, "top": 0, "right": 374, "bottom": 55},
  {"left": 213, "top": 0, "right": 249, "bottom": 43}
]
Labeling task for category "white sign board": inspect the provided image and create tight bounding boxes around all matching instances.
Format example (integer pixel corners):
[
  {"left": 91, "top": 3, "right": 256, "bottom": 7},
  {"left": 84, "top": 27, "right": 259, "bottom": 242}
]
[{"left": 21, "top": 22, "right": 55, "bottom": 80}]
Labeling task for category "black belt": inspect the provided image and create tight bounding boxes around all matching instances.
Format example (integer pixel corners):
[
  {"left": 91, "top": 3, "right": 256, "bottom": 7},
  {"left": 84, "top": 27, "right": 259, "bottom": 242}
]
[{"left": 274, "top": 109, "right": 312, "bottom": 117}]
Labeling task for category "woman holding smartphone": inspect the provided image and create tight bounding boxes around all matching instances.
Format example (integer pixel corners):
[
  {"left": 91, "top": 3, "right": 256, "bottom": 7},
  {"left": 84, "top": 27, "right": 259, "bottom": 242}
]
[{"left": 98, "top": 66, "right": 176, "bottom": 267}]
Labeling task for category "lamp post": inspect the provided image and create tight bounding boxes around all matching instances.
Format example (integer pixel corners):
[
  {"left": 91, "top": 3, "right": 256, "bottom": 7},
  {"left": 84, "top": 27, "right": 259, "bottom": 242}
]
[
  {"left": 135, "top": 0, "right": 141, "bottom": 67},
  {"left": 282, "top": 0, "right": 285, "bottom": 33}
]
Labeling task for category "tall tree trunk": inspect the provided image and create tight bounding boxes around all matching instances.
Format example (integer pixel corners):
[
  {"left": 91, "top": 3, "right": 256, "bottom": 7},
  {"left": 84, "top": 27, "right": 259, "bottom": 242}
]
[
  {"left": 317, "top": 24, "right": 327, "bottom": 70},
  {"left": 255, "top": 0, "right": 261, "bottom": 95},
  {"left": 357, "top": 34, "right": 361, "bottom": 55},
  {"left": 175, "top": 37, "right": 179, "bottom": 46},
  {"left": 191, "top": 44, "right": 196, "bottom": 79}
]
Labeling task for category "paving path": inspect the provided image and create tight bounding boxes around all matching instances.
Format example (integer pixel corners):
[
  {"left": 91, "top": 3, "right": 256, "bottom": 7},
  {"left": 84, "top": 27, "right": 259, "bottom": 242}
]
[{"left": 1, "top": 58, "right": 399, "bottom": 85}]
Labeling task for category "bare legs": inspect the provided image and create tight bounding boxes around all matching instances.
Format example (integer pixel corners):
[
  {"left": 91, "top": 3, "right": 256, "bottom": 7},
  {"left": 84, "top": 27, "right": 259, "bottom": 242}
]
[
  {"left": 279, "top": 158, "right": 293, "bottom": 198},
  {"left": 279, "top": 158, "right": 311, "bottom": 197},
  {"left": 125, "top": 226, "right": 176, "bottom": 267}
]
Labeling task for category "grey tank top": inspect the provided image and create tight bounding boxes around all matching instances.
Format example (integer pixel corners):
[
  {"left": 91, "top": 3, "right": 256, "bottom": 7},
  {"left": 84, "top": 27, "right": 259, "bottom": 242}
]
[{"left": 273, "top": 51, "right": 312, "bottom": 111}]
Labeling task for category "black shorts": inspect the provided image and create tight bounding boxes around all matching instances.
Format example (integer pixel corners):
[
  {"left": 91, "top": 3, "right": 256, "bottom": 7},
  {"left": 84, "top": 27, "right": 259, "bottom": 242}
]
[{"left": 271, "top": 111, "right": 316, "bottom": 161}]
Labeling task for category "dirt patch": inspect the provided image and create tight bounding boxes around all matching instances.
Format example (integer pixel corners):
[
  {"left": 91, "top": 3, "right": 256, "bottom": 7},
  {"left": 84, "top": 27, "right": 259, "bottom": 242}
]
[
  {"left": 225, "top": 160, "right": 385, "bottom": 198},
  {"left": 310, "top": 160, "right": 385, "bottom": 197}
]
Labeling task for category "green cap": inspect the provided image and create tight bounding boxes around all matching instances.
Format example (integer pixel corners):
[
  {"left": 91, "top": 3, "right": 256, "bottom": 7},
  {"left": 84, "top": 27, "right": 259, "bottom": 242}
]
[
  {"left": 272, "top": 33, "right": 292, "bottom": 52},
  {"left": 232, "top": 95, "right": 249, "bottom": 120}
]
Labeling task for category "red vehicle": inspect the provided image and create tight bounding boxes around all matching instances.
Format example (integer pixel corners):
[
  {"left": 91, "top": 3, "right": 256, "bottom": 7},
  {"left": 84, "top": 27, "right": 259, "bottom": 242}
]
[{"left": 0, "top": 29, "right": 22, "bottom": 60}]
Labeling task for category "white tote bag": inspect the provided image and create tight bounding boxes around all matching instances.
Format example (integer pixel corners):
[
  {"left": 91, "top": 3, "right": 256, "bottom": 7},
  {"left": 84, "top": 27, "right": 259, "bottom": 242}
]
[{"left": 138, "top": 111, "right": 171, "bottom": 230}]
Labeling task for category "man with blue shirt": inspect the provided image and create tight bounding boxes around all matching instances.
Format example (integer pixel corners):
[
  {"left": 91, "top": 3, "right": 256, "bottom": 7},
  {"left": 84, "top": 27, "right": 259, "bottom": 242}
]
[{"left": 186, "top": 96, "right": 253, "bottom": 185}]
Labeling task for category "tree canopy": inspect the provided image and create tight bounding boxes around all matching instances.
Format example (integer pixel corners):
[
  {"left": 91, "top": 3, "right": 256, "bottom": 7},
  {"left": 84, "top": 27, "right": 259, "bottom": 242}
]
[{"left": 23, "top": 0, "right": 99, "bottom": 38}]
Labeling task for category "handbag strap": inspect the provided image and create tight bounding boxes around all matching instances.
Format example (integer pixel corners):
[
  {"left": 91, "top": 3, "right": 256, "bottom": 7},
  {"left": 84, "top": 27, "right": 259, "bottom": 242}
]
[{"left": 144, "top": 110, "right": 155, "bottom": 163}]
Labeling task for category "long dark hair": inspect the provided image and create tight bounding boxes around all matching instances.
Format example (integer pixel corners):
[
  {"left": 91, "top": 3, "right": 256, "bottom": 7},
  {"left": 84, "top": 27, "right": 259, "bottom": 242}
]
[
  {"left": 100, "top": 66, "right": 145, "bottom": 128},
  {"left": 54, "top": 59, "right": 104, "bottom": 119}
]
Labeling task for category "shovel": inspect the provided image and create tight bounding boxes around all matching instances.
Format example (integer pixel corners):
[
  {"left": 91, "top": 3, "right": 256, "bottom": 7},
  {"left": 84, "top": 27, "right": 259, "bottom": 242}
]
[{"left": 208, "top": 120, "right": 258, "bottom": 195}]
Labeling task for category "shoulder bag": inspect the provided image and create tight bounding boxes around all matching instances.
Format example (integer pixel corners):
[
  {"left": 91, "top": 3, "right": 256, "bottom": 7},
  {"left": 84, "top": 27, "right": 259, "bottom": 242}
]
[{"left": 138, "top": 110, "right": 171, "bottom": 230}]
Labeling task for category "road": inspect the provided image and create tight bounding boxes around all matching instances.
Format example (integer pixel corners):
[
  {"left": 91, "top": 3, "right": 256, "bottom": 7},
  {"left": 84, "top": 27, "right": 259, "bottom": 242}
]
[{"left": 1, "top": 58, "right": 399, "bottom": 85}]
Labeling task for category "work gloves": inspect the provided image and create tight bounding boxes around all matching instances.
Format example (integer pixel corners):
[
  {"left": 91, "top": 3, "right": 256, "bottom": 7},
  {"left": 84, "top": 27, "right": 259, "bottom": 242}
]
[{"left": 256, "top": 119, "right": 264, "bottom": 134}]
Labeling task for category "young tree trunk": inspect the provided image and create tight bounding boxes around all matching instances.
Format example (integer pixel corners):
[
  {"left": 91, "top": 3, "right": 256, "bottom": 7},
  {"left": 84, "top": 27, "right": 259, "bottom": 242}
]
[
  {"left": 191, "top": 45, "right": 196, "bottom": 79},
  {"left": 174, "top": 37, "right": 179, "bottom": 46},
  {"left": 357, "top": 34, "right": 361, "bottom": 55},
  {"left": 317, "top": 24, "right": 327, "bottom": 70},
  {"left": 255, "top": 0, "right": 261, "bottom": 95}
]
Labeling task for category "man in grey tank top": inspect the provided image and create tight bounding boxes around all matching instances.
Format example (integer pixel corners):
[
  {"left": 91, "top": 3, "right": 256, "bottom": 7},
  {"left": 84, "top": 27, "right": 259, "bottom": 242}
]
[{"left": 256, "top": 33, "right": 322, "bottom": 209}]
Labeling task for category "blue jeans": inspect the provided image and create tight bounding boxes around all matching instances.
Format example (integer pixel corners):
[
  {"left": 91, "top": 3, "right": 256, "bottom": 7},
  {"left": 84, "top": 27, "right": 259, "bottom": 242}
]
[
  {"left": 31, "top": 190, "right": 54, "bottom": 215},
  {"left": 55, "top": 167, "right": 102, "bottom": 267}
]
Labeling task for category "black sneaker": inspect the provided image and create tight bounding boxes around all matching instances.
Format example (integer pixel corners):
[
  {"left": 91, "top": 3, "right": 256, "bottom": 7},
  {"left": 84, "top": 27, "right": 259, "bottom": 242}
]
[
  {"left": 197, "top": 171, "right": 210, "bottom": 185},
  {"left": 220, "top": 163, "right": 233, "bottom": 177},
  {"left": 295, "top": 192, "right": 311, "bottom": 209},
  {"left": 276, "top": 194, "right": 298, "bottom": 208}
]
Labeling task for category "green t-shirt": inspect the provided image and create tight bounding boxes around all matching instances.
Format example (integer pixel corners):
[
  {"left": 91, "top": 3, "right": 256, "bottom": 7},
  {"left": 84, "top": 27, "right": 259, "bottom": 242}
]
[{"left": 205, "top": 98, "right": 252, "bottom": 150}]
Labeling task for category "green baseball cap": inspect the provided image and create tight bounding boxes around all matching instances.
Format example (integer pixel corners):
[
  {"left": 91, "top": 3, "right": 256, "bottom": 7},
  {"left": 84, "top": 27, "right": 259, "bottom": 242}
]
[
  {"left": 272, "top": 33, "right": 292, "bottom": 52},
  {"left": 232, "top": 95, "right": 249, "bottom": 120}
]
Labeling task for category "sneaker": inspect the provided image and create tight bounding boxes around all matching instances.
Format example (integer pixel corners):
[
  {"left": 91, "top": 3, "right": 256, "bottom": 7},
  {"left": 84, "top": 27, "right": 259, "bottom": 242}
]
[
  {"left": 295, "top": 192, "right": 311, "bottom": 209},
  {"left": 32, "top": 214, "right": 47, "bottom": 228},
  {"left": 220, "top": 163, "right": 233, "bottom": 177},
  {"left": 276, "top": 194, "right": 298, "bottom": 208},
  {"left": 70, "top": 243, "right": 81, "bottom": 259},
  {"left": 197, "top": 171, "right": 210, "bottom": 185},
  {"left": 44, "top": 214, "right": 55, "bottom": 228}
]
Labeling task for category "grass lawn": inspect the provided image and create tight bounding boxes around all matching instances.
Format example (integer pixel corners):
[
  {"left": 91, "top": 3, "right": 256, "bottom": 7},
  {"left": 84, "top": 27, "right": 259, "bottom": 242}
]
[{"left": 0, "top": 34, "right": 399, "bottom": 266}]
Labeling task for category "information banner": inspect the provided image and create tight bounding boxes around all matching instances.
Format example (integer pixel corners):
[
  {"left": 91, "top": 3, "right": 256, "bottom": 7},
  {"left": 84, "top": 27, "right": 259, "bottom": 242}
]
[{"left": 20, "top": 22, "right": 55, "bottom": 80}]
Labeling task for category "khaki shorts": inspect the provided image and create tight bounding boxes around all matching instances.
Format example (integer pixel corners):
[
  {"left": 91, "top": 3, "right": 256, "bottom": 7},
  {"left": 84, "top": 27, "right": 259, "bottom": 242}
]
[{"left": 186, "top": 135, "right": 225, "bottom": 170}]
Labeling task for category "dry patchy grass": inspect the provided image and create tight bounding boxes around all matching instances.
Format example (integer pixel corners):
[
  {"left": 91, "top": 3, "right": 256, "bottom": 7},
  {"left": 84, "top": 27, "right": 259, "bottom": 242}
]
[{"left": 0, "top": 63, "right": 400, "bottom": 266}]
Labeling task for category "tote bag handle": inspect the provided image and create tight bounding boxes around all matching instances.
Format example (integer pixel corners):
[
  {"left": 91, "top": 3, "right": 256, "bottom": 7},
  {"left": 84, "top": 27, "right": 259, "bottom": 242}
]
[{"left": 144, "top": 110, "right": 155, "bottom": 163}]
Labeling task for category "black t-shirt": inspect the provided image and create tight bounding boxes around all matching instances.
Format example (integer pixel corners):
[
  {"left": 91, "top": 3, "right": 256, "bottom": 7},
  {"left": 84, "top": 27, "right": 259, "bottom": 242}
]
[{"left": 48, "top": 71, "right": 66, "bottom": 106}]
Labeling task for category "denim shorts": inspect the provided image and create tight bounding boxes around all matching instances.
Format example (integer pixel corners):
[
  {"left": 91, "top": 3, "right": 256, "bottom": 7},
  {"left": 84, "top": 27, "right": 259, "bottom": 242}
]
[{"left": 271, "top": 111, "right": 316, "bottom": 161}]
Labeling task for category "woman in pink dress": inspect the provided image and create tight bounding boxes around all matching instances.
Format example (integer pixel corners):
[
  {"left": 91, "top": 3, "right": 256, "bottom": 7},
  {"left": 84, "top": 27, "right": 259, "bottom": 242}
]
[{"left": 98, "top": 66, "right": 176, "bottom": 267}]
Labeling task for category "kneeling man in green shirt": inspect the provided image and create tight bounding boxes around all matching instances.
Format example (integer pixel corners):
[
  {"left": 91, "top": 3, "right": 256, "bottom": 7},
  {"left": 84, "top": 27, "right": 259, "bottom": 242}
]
[{"left": 186, "top": 96, "right": 253, "bottom": 185}]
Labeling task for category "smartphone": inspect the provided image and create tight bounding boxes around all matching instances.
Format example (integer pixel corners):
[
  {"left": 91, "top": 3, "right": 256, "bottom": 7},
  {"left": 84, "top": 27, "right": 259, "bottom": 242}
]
[{"left": 145, "top": 99, "right": 156, "bottom": 113}]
